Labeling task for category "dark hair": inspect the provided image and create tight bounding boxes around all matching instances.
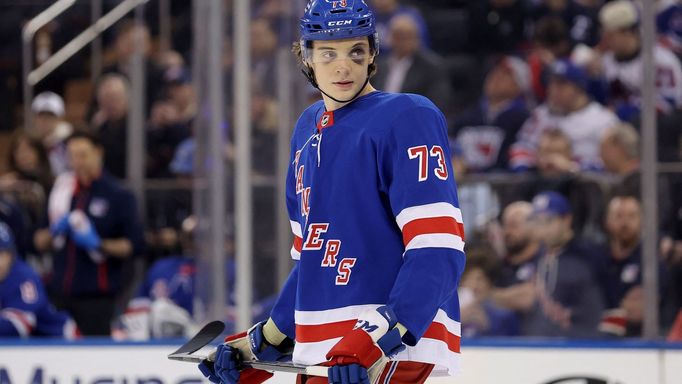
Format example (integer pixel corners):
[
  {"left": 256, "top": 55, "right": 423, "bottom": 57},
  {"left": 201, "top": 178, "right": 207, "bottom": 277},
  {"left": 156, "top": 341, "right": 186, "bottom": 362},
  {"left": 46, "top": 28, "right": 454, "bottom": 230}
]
[
  {"left": 535, "top": 16, "right": 570, "bottom": 50},
  {"left": 7, "top": 130, "right": 55, "bottom": 191},
  {"left": 65, "top": 130, "right": 103, "bottom": 148},
  {"left": 463, "top": 244, "right": 501, "bottom": 282}
]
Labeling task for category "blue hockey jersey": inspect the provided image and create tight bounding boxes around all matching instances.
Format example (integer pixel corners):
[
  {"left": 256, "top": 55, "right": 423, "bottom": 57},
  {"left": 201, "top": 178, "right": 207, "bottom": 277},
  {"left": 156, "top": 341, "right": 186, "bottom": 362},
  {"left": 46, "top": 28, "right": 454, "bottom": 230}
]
[
  {"left": 0, "top": 258, "right": 78, "bottom": 338},
  {"left": 127, "top": 256, "right": 196, "bottom": 315},
  {"left": 270, "top": 91, "right": 466, "bottom": 375}
]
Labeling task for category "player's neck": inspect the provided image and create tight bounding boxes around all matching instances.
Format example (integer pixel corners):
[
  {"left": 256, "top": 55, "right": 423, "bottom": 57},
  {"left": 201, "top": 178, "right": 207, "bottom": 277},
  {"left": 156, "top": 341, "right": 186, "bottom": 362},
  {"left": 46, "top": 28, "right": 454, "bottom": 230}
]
[{"left": 322, "top": 83, "right": 376, "bottom": 111}]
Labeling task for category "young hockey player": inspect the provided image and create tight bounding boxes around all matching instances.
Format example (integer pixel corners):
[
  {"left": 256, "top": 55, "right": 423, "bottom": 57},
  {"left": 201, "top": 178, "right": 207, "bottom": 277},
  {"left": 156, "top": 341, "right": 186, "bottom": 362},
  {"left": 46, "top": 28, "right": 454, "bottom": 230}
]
[{"left": 199, "top": 1, "right": 465, "bottom": 383}]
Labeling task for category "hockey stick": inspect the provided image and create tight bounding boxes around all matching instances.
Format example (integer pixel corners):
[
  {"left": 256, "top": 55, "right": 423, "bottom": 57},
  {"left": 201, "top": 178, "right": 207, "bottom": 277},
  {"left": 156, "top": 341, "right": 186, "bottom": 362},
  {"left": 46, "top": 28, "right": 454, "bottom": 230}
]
[
  {"left": 167, "top": 352, "right": 329, "bottom": 377},
  {"left": 167, "top": 320, "right": 225, "bottom": 357}
]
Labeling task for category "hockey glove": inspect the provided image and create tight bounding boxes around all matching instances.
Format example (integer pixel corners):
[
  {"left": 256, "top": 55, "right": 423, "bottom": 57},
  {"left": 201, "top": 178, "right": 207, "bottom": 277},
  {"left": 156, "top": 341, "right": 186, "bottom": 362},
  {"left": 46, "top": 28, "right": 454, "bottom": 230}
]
[
  {"left": 326, "top": 306, "right": 406, "bottom": 384},
  {"left": 50, "top": 215, "right": 71, "bottom": 236},
  {"left": 68, "top": 210, "right": 104, "bottom": 263},
  {"left": 198, "top": 318, "right": 293, "bottom": 384}
]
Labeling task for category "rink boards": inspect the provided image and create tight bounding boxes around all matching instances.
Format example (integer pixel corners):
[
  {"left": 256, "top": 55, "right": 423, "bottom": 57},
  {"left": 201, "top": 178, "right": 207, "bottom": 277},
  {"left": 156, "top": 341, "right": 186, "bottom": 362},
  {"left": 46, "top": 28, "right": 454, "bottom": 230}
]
[{"left": 0, "top": 339, "right": 681, "bottom": 384}]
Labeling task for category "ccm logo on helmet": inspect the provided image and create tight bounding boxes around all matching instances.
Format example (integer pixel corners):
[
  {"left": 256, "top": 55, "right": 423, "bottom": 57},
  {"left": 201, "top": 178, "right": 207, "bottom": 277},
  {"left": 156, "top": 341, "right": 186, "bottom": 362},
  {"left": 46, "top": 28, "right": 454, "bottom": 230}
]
[{"left": 328, "top": 20, "right": 352, "bottom": 26}]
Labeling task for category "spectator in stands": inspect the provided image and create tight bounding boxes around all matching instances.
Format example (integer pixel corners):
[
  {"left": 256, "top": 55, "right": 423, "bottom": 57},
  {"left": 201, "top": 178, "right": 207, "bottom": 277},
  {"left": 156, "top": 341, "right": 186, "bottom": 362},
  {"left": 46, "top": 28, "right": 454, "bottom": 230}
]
[
  {"left": 0, "top": 222, "right": 79, "bottom": 338},
  {"left": 147, "top": 69, "right": 196, "bottom": 178},
  {"left": 524, "top": 191, "right": 605, "bottom": 338},
  {"left": 113, "top": 216, "right": 198, "bottom": 340},
  {"left": 370, "top": 0, "right": 429, "bottom": 54},
  {"left": 102, "top": 20, "right": 165, "bottom": 109},
  {"left": 92, "top": 74, "right": 130, "bottom": 180},
  {"left": 518, "top": 129, "right": 605, "bottom": 242},
  {"left": 491, "top": 201, "right": 542, "bottom": 313},
  {"left": 373, "top": 14, "right": 452, "bottom": 114},
  {"left": 30, "top": 91, "right": 73, "bottom": 176},
  {"left": 460, "top": 246, "right": 520, "bottom": 337},
  {"left": 509, "top": 59, "right": 619, "bottom": 172},
  {"left": 467, "top": 0, "right": 529, "bottom": 55},
  {"left": 451, "top": 56, "right": 531, "bottom": 172},
  {"left": 595, "top": 195, "right": 663, "bottom": 337},
  {"left": 33, "top": 132, "right": 144, "bottom": 335},
  {"left": 600, "top": 122, "right": 675, "bottom": 250},
  {"left": 0, "top": 198, "right": 30, "bottom": 263},
  {"left": 599, "top": 0, "right": 682, "bottom": 121},
  {"left": 657, "top": 0, "right": 682, "bottom": 60},
  {"left": 3, "top": 131, "right": 54, "bottom": 196},
  {"left": 250, "top": 18, "right": 279, "bottom": 96},
  {"left": 530, "top": 0, "right": 601, "bottom": 47}
]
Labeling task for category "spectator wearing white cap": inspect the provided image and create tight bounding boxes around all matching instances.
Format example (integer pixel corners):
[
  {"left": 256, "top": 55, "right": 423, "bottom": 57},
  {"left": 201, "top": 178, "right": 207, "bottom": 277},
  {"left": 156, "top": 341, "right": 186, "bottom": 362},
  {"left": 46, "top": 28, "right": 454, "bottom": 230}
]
[
  {"left": 450, "top": 56, "right": 532, "bottom": 173},
  {"left": 31, "top": 91, "right": 73, "bottom": 176},
  {"left": 599, "top": 0, "right": 682, "bottom": 120}
]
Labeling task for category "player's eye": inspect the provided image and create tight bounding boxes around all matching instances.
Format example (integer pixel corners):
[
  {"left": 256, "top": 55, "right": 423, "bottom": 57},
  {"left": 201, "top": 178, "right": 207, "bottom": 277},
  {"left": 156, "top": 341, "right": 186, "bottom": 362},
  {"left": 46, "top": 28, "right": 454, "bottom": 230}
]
[{"left": 319, "top": 51, "right": 337, "bottom": 62}]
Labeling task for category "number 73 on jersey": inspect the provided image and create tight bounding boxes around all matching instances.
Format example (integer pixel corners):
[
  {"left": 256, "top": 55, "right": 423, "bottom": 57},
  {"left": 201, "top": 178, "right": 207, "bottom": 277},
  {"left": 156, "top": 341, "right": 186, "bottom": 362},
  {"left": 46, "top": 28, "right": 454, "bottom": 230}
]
[{"left": 408, "top": 145, "right": 449, "bottom": 181}]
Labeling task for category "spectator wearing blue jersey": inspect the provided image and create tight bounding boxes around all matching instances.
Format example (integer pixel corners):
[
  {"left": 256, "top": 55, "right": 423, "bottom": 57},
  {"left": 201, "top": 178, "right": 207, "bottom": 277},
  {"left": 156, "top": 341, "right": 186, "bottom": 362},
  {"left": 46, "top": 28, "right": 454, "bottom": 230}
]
[
  {"left": 33, "top": 131, "right": 144, "bottom": 336},
  {"left": 450, "top": 56, "right": 531, "bottom": 172},
  {"left": 524, "top": 191, "right": 605, "bottom": 338},
  {"left": 0, "top": 222, "right": 78, "bottom": 338}
]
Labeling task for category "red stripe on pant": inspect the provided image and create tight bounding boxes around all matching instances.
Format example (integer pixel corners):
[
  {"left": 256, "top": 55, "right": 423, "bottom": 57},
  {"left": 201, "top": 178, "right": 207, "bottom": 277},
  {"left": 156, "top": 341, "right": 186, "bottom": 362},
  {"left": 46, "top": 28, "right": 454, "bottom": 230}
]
[{"left": 295, "top": 361, "right": 434, "bottom": 384}]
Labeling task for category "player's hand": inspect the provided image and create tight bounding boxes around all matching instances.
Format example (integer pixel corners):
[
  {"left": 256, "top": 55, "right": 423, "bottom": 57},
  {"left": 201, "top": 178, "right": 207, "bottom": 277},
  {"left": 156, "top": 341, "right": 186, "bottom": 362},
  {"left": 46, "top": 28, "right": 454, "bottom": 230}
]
[
  {"left": 50, "top": 215, "right": 71, "bottom": 236},
  {"left": 326, "top": 306, "right": 406, "bottom": 384},
  {"left": 198, "top": 319, "right": 293, "bottom": 384},
  {"left": 69, "top": 210, "right": 102, "bottom": 251}
]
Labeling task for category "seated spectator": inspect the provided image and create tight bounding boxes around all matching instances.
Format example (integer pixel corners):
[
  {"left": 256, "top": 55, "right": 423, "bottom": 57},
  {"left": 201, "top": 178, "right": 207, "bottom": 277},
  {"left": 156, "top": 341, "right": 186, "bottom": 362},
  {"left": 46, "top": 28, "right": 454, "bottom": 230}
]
[
  {"left": 599, "top": 0, "right": 682, "bottom": 120},
  {"left": 147, "top": 69, "right": 196, "bottom": 178},
  {"left": 102, "top": 20, "right": 165, "bottom": 109},
  {"left": 370, "top": 0, "right": 429, "bottom": 53},
  {"left": 491, "top": 201, "right": 542, "bottom": 313},
  {"left": 373, "top": 14, "right": 452, "bottom": 114},
  {"left": 92, "top": 74, "right": 130, "bottom": 180},
  {"left": 30, "top": 91, "right": 73, "bottom": 176},
  {"left": 527, "top": 16, "right": 573, "bottom": 103},
  {"left": 510, "top": 59, "right": 619, "bottom": 171},
  {"left": 451, "top": 56, "right": 531, "bottom": 172},
  {"left": 524, "top": 191, "right": 605, "bottom": 338},
  {"left": 0, "top": 198, "right": 30, "bottom": 262},
  {"left": 600, "top": 122, "right": 676, "bottom": 245},
  {"left": 113, "top": 216, "right": 198, "bottom": 340},
  {"left": 0, "top": 222, "right": 78, "bottom": 338},
  {"left": 250, "top": 18, "right": 279, "bottom": 96},
  {"left": 3, "top": 131, "right": 54, "bottom": 196},
  {"left": 657, "top": 1, "right": 682, "bottom": 60},
  {"left": 517, "top": 129, "right": 606, "bottom": 241},
  {"left": 33, "top": 132, "right": 144, "bottom": 335},
  {"left": 460, "top": 246, "right": 520, "bottom": 337},
  {"left": 530, "top": 0, "right": 600, "bottom": 47},
  {"left": 595, "top": 195, "right": 665, "bottom": 337}
]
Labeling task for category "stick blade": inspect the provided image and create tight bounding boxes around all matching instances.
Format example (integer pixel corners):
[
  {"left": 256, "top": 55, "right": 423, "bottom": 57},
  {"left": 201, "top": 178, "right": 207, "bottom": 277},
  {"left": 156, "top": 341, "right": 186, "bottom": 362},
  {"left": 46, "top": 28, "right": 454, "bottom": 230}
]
[{"left": 168, "top": 320, "right": 225, "bottom": 357}]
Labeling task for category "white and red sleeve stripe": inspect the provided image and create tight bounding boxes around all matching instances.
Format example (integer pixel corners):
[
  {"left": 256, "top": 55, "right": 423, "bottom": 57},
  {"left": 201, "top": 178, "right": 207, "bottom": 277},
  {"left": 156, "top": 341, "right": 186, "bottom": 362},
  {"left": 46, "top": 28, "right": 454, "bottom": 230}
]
[
  {"left": 290, "top": 220, "right": 303, "bottom": 260},
  {"left": 395, "top": 202, "right": 465, "bottom": 254},
  {"left": 1, "top": 308, "right": 37, "bottom": 337}
]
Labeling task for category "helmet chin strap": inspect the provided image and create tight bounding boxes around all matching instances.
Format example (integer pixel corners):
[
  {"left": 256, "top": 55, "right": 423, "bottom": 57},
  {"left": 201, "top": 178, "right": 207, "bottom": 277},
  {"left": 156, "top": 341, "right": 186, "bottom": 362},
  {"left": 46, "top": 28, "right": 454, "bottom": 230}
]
[
  {"left": 302, "top": 60, "right": 373, "bottom": 105},
  {"left": 318, "top": 75, "right": 371, "bottom": 104}
]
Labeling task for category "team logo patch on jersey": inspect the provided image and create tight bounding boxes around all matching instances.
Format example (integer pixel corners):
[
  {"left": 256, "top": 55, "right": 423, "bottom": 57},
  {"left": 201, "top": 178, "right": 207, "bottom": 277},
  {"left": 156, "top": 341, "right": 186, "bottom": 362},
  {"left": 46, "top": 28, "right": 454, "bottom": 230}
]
[
  {"left": 317, "top": 111, "right": 334, "bottom": 130},
  {"left": 89, "top": 198, "right": 109, "bottom": 217},
  {"left": 20, "top": 281, "right": 38, "bottom": 304}
]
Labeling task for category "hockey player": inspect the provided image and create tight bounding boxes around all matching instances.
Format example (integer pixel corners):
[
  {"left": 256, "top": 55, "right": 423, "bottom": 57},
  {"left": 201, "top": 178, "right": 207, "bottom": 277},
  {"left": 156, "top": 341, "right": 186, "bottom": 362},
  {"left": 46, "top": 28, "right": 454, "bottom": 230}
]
[
  {"left": 198, "top": 1, "right": 465, "bottom": 383},
  {"left": 0, "top": 222, "right": 79, "bottom": 338}
]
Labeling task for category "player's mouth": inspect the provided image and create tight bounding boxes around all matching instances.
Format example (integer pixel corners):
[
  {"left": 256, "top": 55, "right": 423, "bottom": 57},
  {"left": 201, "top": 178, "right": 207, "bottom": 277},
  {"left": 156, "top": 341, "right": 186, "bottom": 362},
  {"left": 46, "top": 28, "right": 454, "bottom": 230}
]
[{"left": 333, "top": 80, "right": 354, "bottom": 90}]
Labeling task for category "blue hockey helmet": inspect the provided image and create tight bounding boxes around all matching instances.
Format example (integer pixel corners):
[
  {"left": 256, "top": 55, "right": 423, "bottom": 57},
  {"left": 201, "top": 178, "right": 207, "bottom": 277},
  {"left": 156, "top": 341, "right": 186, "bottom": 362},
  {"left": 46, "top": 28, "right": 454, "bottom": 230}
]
[{"left": 300, "top": 0, "right": 378, "bottom": 49}]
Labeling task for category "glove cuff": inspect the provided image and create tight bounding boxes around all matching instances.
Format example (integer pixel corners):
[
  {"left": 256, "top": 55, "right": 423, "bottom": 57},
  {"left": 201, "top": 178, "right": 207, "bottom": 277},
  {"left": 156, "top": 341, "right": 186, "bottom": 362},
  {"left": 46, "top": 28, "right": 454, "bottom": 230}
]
[
  {"left": 325, "top": 328, "right": 383, "bottom": 368},
  {"left": 262, "top": 318, "right": 288, "bottom": 346}
]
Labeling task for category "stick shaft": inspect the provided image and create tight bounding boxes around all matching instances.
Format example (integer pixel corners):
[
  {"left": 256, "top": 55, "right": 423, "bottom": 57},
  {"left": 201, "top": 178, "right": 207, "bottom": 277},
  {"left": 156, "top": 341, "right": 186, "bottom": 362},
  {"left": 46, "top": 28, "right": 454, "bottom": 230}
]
[{"left": 167, "top": 353, "right": 329, "bottom": 377}]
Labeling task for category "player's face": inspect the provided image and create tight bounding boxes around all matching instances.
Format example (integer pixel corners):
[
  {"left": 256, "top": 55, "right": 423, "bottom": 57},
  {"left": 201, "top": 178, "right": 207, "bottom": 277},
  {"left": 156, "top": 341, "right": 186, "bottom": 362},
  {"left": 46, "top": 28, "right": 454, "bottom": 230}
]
[
  {"left": 0, "top": 250, "right": 12, "bottom": 281},
  {"left": 308, "top": 38, "right": 373, "bottom": 101}
]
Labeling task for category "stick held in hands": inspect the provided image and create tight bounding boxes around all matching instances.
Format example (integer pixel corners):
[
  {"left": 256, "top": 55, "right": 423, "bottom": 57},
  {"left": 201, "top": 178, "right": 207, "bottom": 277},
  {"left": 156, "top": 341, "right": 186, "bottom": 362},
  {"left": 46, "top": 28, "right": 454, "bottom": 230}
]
[{"left": 167, "top": 320, "right": 225, "bottom": 357}]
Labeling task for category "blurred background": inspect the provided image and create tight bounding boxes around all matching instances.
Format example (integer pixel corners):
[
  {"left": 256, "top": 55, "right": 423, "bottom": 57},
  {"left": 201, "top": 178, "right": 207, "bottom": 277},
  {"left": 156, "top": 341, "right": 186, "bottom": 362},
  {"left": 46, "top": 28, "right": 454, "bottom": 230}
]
[{"left": 0, "top": 0, "right": 681, "bottom": 352}]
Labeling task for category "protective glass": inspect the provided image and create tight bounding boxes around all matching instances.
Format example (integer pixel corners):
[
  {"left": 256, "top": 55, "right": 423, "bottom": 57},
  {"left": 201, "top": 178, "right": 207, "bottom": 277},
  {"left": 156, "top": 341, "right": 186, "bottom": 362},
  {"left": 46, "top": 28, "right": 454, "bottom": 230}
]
[{"left": 307, "top": 44, "right": 372, "bottom": 64}]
